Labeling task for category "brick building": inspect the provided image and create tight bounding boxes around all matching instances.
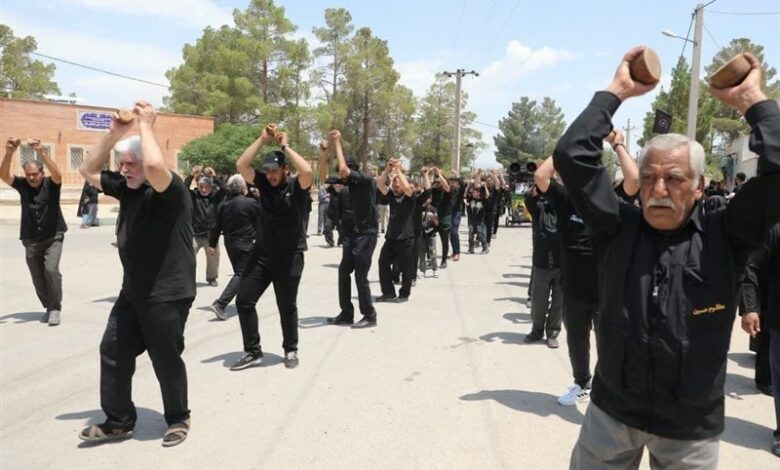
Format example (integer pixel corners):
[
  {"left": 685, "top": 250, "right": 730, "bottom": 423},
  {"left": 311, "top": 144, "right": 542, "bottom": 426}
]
[{"left": 0, "top": 98, "right": 214, "bottom": 187}]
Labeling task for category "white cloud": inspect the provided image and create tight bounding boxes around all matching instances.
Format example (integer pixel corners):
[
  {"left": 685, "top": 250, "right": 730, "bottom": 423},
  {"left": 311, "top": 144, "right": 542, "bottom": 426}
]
[
  {"left": 396, "top": 58, "right": 443, "bottom": 97},
  {"left": 72, "top": 75, "right": 169, "bottom": 108},
  {"left": 62, "top": 0, "right": 233, "bottom": 28},
  {"left": 479, "top": 41, "right": 580, "bottom": 88}
]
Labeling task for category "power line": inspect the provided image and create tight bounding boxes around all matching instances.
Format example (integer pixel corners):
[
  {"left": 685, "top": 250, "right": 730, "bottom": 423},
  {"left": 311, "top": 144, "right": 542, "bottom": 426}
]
[
  {"left": 30, "top": 52, "right": 170, "bottom": 88},
  {"left": 708, "top": 10, "right": 780, "bottom": 16},
  {"left": 473, "top": 120, "right": 500, "bottom": 129},
  {"left": 702, "top": 24, "right": 721, "bottom": 50},
  {"left": 677, "top": 11, "right": 695, "bottom": 64},
  {"left": 490, "top": 0, "right": 522, "bottom": 53}
]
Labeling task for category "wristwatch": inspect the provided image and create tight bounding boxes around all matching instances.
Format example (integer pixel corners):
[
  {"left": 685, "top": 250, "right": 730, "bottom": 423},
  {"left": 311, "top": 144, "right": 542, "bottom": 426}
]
[{"left": 281, "top": 144, "right": 288, "bottom": 152}]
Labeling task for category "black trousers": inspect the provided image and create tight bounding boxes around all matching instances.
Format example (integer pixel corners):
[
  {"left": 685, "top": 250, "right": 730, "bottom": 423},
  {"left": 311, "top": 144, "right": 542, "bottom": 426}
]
[
  {"left": 339, "top": 232, "right": 377, "bottom": 318},
  {"left": 236, "top": 251, "right": 304, "bottom": 356},
  {"left": 756, "top": 325, "right": 772, "bottom": 388},
  {"left": 215, "top": 238, "right": 253, "bottom": 309},
  {"left": 450, "top": 211, "right": 463, "bottom": 255},
  {"left": 100, "top": 292, "right": 192, "bottom": 429},
  {"left": 484, "top": 210, "right": 495, "bottom": 245},
  {"left": 379, "top": 238, "right": 415, "bottom": 298},
  {"left": 563, "top": 294, "right": 599, "bottom": 388},
  {"left": 437, "top": 215, "right": 452, "bottom": 264},
  {"left": 22, "top": 232, "right": 64, "bottom": 312}
]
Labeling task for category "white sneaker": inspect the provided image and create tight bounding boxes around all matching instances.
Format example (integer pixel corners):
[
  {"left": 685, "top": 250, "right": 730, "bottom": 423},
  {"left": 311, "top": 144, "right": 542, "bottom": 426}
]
[
  {"left": 432, "top": 270, "right": 439, "bottom": 278},
  {"left": 417, "top": 270, "right": 425, "bottom": 279},
  {"left": 557, "top": 384, "right": 590, "bottom": 406}
]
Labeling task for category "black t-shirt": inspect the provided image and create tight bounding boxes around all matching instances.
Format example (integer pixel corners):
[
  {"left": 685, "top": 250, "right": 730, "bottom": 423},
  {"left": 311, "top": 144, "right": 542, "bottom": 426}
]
[
  {"left": 101, "top": 171, "right": 196, "bottom": 304},
  {"left": 385, "top": 191, "right": 416, "bottom": 240},
  {"left": 466, "top": 193, "right": 486, "bottom": 224},
  {"left": 432, "top": 187, "right": 454, "bottom": 219},
  {"left": 413, "top": 189, "right": 432, "bottom": 235},
  {"left": 254, "top": 170, "right": 309, "bottom": 253},
  {"left": 12, "top": 176, "right": 68, "bottom": 241},
  {"left": 525, "top": 189, "right": 561, "bottom": 269},
  {"left": 543, "top": 180, "right": 594, "bottom": 254},
  {"left": 346, "top": 170, "right": 378, "bottom": 235}
]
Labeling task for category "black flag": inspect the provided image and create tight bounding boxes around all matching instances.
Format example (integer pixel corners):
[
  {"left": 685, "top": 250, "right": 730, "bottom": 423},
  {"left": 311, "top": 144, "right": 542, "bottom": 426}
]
[{"left": 652, "top": 109, "right": 672, "bottom": 134}]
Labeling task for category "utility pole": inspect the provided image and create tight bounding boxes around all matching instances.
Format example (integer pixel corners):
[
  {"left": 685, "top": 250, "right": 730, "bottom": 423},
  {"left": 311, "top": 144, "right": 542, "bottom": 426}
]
[
  {"left": 623, "top": 118, "right": 636, "bottom": 154},
  {"left": 442, "top": 69, "right": 478, "bottom": 176},
  {"left": 687, "top": 4, "right": 704, "bottom": 141}
]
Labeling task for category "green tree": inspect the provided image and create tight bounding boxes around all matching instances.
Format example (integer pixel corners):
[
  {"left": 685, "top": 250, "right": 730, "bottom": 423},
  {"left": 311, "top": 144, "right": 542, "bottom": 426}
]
[
  {"left": 375, "top": 84, "right": 417, "bottom": 161},
  {"left": 531, "top": 97, "right": 566, "bottom": 157},
  {"left": 493, "top": 97, "right": 539, "bottom": 167},
  {"left": 413, "top": 76, "right": 480, "bottom": 171},
  {"left": 0, "top": 24, "right": 60, "bottom": 98},
  {"left": 312, "top": 8, "right": 354, "bottom": 102},
  {"left": 178, "top": 123, "right": 262, "bottom": 175}
]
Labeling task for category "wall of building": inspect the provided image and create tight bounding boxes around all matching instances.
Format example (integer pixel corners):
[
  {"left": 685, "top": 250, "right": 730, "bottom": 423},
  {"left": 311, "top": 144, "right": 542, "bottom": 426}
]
[{"left": 0, "top": 98, "right": 214, "bottom": 187}]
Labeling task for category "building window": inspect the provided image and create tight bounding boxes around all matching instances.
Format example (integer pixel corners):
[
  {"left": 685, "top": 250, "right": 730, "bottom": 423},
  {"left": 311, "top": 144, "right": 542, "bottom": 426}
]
[
  {"left": 70, "top": 147, "right": 85, "bottom": 170},
  {"left": 20, "top": 144, "right": 53, "bottom": 168}
]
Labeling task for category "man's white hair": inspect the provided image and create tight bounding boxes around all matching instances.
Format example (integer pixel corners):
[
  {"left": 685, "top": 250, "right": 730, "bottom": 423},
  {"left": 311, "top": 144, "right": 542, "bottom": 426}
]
[
  {"left": 639, "top": 133, "right": 705, "bottom": 181},
  {"left": 226, "top": 174, "right": 247, "bottom": 194},
  {"left": 113, "top": 135, "right": 143, "bottom": 161}
]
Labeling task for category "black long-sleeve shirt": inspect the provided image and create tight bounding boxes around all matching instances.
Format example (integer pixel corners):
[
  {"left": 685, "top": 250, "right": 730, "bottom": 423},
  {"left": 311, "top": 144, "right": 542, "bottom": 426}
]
[
  {"left": 742, "top": 222, "right": 780, "bottom": 332},
  {"left": 553, "top": 91, "right": 780, "bottom": 440},
  {"left": 524, "top": 188, "right": 560, "bottom": 270},
  {"left": 208, "top": 193, "right": 261, "bottom": 251}
]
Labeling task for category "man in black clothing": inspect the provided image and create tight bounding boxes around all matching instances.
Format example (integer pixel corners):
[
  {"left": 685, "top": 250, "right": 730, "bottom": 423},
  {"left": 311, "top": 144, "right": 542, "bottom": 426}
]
[
  {"left": 78, "top": 180, "right": 100, "bottom": 228},
  {"left": 207, "top": 174, "right": 260, "bottom": 320},
  {"left": 448, "top": 176, "right": 466, "bottom": 262},
  {"left": 233, "top": 124, "right": 313, "bottom": 370},
  {"left": 742, "top": 221, "right": 780, "bottom": 456},
  {"left": 482, "top": 171, "right": 499, "bottom": 247},
  {"left": 185, "top": 167, "right": 226, "bottom": 287},
  {"left": 78, "top": 102, "right": 196, "bottom": 447},
  {"left": 1, "top": 137, "right": 67, "bottom": 326},
  {"left": 523, "top": 185, "right": 562, "bottom": 349},
  {"left": 559, "top": 49, "right": 779, "bottom": 468},
  {"left": 324, "top": 132, "right": 380, "bottom": 329},
  {"left": 415, "top": 169, "right": 434, "bottom": 278},
  {"left": 466, "top": 173, "right": 489, "bottom": 254},
  {"left": 430, "top": 167, "right": 453, "bottom": 268},
  {"left": 376, "top": 158, "right": 415, "bottom": 302}
]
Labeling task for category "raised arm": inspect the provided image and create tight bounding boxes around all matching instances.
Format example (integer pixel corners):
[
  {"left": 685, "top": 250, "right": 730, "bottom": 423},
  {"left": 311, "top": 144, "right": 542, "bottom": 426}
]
[
  {"left": 318, "top": 139, "right": 330, "bottom": 184},
  {"left": 27, "top": 139, "right": 61, "bottom": 184},
  {"left": 237, "top": 125, "right": 274, "bottom": 186},
  {"left": 133, "top": 101, "right": 172, "bottom": 193},
  {"left": 433, "top": 167, "right": 451, "bottom": 192},
  {"left": 553, "top": 46, "right": 656, "bottom": 238},
  {"left": 328, "top": 129, "right": 353, "bottom": 180},
  {"left": 421, "top": 166, "right": 432, "bottom": 190},
  {"left": 376, "top": 160, "right": 392, "bottom": 195},
  {"left": 534, "top": 156, "right": 555, "bottom": 193},
  {"left": 276, "top": 131, "right": 312, "bottom": 190},
  {"left": 1, "top": 138, "right": 20, "bottom": 185},
  {"left": 606, "top": 129, "right": 640, "bottom": 196},
  {"left": 395, "top": 160, "right": 413, "bottom": 197},
  {"left": 81, "top": 113, "right": 135, "bottom": 190}
]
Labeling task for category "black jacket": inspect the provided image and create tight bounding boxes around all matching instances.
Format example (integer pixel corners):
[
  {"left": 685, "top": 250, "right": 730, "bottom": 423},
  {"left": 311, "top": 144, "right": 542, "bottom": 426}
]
[
  {"left": 185, "top": 176, "right": 227, "bottom": 237},
  {"left": 524, "top": 188, "right": 560, "bottom": 270},
  {"left": 743, "top": 222, "right": 780, "bottom": 333},
  {"left": 209, "top": 193, "right": 260, "bottom": 251},
  {"left": 553, "top": 92, "right": 780, "bottom": 440}
]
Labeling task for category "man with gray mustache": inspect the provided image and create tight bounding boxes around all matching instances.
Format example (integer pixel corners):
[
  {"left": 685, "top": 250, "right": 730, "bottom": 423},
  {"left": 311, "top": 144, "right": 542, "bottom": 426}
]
[{"left": 558, "top": 47, "right": 780, "bottom": 469}]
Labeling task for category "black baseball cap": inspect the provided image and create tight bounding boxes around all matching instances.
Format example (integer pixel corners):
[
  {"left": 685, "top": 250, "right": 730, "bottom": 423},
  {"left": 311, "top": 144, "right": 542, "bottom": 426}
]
[
  {"left": 262, "top": 150, "right": 286, "bottom": 170},
  {"left": 346, "top": 157, "right": 359, "bottom": 171}
]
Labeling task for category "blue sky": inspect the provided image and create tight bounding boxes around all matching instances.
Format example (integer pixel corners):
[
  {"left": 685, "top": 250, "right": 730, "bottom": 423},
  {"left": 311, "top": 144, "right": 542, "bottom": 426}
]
[{"left": 2, "top": 0, "right": 779, "bottom": 167}]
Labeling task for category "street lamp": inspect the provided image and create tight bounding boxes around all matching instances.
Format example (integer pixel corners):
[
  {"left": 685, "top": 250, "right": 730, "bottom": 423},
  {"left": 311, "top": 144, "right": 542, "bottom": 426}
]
[{"left": 661, "top": 3, "right": 705, "bottom": 141}]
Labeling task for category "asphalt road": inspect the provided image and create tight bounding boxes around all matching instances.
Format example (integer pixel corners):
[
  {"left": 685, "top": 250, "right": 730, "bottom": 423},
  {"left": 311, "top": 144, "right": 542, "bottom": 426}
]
[{"left": 0, "top": 220, "right": 776, "bottom": 469}]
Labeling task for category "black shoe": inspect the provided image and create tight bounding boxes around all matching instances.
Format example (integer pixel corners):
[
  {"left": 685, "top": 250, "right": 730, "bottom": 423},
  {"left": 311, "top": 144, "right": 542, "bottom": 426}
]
[
  {"left": 327, "top": 314, "right": 354, "bottom": 325},
  {"left": 525, "top": 332, "right": 544, "bottom": 343},
  {"left": 284, "top": 351, "right": 299, "bottom": 369},
  {"left": 468, "top": 249, "right": 475, "bottom": 254},
  {"left": 758, "top": 384, "right": 774, "bottom": 397},
  {"left": 209, "top": 303, "right": 228, "bottom": 321},
  {"left": 208, "top": 279, "right": 218, "bottom": 287},
  {"left": 395, "top": 296, "right": 409, "bottom": 303},
  {"left": 375, "top": 294, "right": 397, "bottom": 303},
  {"left": 440, "top": 260, "right": 447, "bottom": 269},
  {"left": 229, "top": 352, "right": 263, "bottom": 371},
  {"left": 547, "top": 337, "right": 560, "bottom": 349},
  {"left": 352, "top": 315, "right": 377, "bottom": 329},
  {"left": 482, "top": 247, "right": 490, "bottom": 254}
]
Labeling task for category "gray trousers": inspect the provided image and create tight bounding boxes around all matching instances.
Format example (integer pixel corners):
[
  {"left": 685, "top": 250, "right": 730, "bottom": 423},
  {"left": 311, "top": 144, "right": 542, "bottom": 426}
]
[
  {"left": 570, "top": 403, "right": 719, "bottom": 470},
  {"left": 530, "top": 266, "right": 562, "bottom": 338},
  {"left": 22, "top": 233, "right": 64, "bottom": 312},
  {"left": 378, "top": 205, "right": 389, "bottom": 232},
  {"left": 317, "top": 201, "right": 330, "bottom": 234},
  {"left": 193, "top": 237, "right": 219, "bottom": 282}
]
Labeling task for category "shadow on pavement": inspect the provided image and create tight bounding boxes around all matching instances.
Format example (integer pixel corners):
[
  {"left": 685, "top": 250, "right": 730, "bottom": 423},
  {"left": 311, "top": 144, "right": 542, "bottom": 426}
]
[
  {"left": 201, "top": 351, "right": 284, "bottom": 367},
  {"left": 508, "top": 265, "right": 533, "bottom": 270},
  {"left": 728, "top": 352, "right": 754, "bottom": 369},
  {"left": 493, "top": 296, "right": 525, "bottom": 303},
  {"left": 56, "top": 407, "right": 166, "bottom": 444},
  {"left": 725, "top": 372, "right": 761, "bottom": 396},
  {"left": 722, "top": 416, "right": 774, "bottom": 452},
  {"left": 0, "top": 311, "right": 44, "bottom": 323},
  {"left": 196, "top": 304, "right": 238, "bottom": 321},
  {"left": 92, "top": 296, "right": 118, "bottom": 303},
  {"left": 502, "top": 273, "right": 531, "bottom": 279},
  {"left": 460, "top": 389, "right": 584, "bottom": 425},
  {"left": 503, "top": 312, "right": 531, "bottom": 324},
  {"left": 322, "top": 263, "right": 340, "bottom": 269},
  {"left": 480, "top": 331, "right": 536, "bottom": 345},
  {"left": 299, "top": 316, "right": 337, "bottom": 329},
  {"left": 495, "top": 281, "right": 530, "bottom": 289}
]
